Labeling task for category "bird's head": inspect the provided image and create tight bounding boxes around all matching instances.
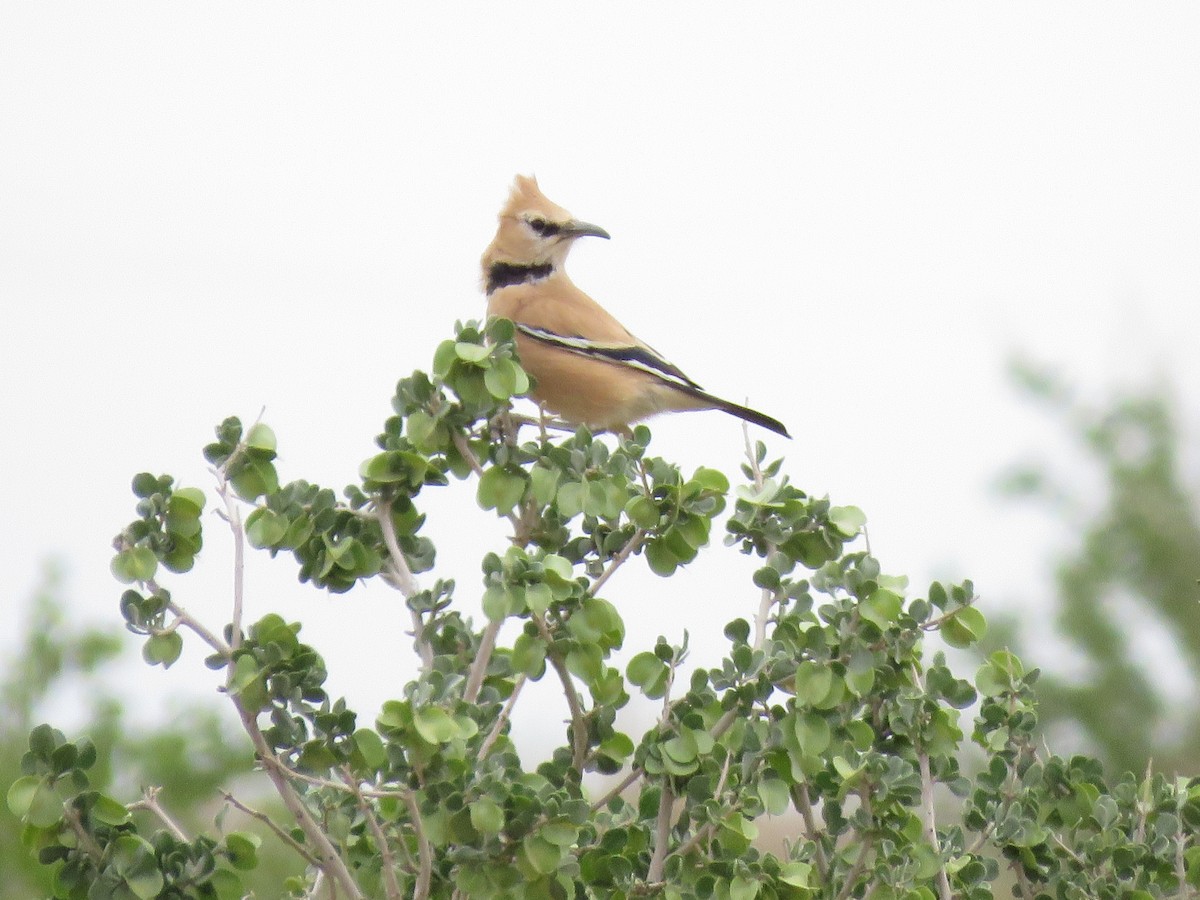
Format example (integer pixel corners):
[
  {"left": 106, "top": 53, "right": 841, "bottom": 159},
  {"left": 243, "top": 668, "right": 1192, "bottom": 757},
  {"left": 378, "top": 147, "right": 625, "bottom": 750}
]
[{"left": 481, "top": 175, "right": 610, "bottom": 275}]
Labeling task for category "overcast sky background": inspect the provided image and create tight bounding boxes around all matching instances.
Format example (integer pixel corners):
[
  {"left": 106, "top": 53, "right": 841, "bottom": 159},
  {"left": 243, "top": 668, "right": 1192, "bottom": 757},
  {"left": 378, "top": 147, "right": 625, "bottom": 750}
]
[{"left": 3, "top": 4, "right": 1199, "bottom": 751}]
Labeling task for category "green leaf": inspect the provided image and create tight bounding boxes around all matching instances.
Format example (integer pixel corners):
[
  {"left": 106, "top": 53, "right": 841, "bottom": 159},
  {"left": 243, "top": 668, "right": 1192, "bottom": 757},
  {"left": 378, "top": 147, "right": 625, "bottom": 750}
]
[
  {"left": 794, "top": 713, "right": 830, "bottom": 756},
  {"left": 470, "top": 798, "right": 505, "bottom": 835},
  {"left": 413, "top": 706, "right": 459, "bottom": 744},
  {"left": 692, "top": 467, "right": 730, "bottom": 492},
  {"left": 454, "top": 342, "right": 491, "bottom": 363},
  {"left": 143, "top": 632, "right": 183, "bottom": 669},
  {"left": 793, "top": 661, "right": 833, "bottom": 707},
  {"left": 940, "top": 605, "right": 987, "bottom": 648},
  {"left": 111, "top": 547, "right": 159, "bottom": 585},
  {"left": 245, "top": 508, "right": 288, "bottom": 548},
  {"left": 91, "top": 793, "right": 132, "bottom": 826},
  {"left": 778, "top": 861, "right": 813, "bottom": 888},
  {"left": 7, "top": 775, "right": 40, "bottom": 818},
  {"left": 860, "top": 588, "right": 902, "bottom": 628},
  {"left": 644, "top": 539, "right": 678, "bottom": 577},
  {"left": 477, "top": 466, "right": 528, "bottom": 514},
  {"left": 828, "top": 505, "right": 866, "bottom": 537},
  {"left": 225, "top": 831, "right": 261, "bottom": 871},
  {"left": 353, "top": 729, "right": 387, "bottom": 770},
  {"left": 625, "top": 495, "right": 660, "bottom": 529},
  {"left": 245, "top": 423, "right": 276, "bottom": 453},
  {"left": 513, "top": 633, "right": 547, "bottom": 676},
  {"left": 522, "top": 833, "right": 562, "bottom": 875}
]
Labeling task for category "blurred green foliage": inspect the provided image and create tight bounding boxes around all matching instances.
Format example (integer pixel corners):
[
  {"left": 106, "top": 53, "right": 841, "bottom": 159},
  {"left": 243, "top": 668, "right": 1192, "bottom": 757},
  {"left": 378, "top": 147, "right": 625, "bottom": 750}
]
[
  {"left": 0, "top": 568, "right": 299, "bottom": 898},
  {"left": 997, "top": 362, "right": 1200, "bottom": 775}
]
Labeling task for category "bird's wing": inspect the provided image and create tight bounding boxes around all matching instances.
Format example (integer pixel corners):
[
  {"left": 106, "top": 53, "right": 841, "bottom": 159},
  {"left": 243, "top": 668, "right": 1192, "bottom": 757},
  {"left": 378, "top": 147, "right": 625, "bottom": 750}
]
[{"left": 514, "top": 323, "right": 705, "bottom": 392}]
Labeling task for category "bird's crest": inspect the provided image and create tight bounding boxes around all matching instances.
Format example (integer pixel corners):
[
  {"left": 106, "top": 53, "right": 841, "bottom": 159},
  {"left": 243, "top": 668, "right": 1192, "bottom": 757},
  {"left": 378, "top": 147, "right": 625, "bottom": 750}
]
[{"left": 498, "top": 174, "right": 571, "bottom": 225}]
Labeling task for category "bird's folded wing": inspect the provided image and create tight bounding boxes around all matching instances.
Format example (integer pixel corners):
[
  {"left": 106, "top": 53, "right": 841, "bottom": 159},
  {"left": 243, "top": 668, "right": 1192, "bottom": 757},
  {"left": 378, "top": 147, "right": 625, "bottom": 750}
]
[{"left": 515, "top": 323, "right": 704, "bottom": 391}]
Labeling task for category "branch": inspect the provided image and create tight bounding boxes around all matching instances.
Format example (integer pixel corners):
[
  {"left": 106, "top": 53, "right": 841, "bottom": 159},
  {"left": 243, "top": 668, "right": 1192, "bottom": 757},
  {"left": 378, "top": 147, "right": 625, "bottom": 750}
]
[
  {"left": 402, "top": 788, "right": 433, "bottom": 900},
  {"left": 534, "top": 612, "right": 588, "bottom": 773},
  {"left": 220, "top": 790, "right": 318, "bottom": 866},
  {"left": 235, "top": 700, "right": 363, "bottom": 898},
  {"left": 793, "top": 782, "right": 829, "bottom": 880},
  {"left": 917, "top": 744, "right": 952, "bottom": 900},
  {"left": 478, "top": 673, "right": 527, "bottom": 759},
  {"left": 214, "top": 480, "right": 362, "bottom": 898},
  {"left": 128, "top": 786, "right": 188, "bottom": 842},
  {"left": 646, "top": 780, "right": 674, "bottom": 883},
  {"left": 212, "top": 472, "right": 246, "bottom": 657},
  {"left": 63, "top": 804, "right": 105, "bottom": 863},
  {"left": 341, "top": 767, "right": 402, "bottom": 900},
  {"left": 588, "top": 528, "right": 647, "bottom": 598},
  {"left": 145, "top": 578, "right": 230, "bottom": 657},
  {"left": 589, "top": 767, "right": 641, "bottom": 813},
  {"left": 464, "top": 619, "right": 501, "bottom": 704},
  {"left": 376, "top": 499, "right": 433, "bottom": 672},
  {"left": 742, "top": 424, "right": 778, "bottom": 651}
]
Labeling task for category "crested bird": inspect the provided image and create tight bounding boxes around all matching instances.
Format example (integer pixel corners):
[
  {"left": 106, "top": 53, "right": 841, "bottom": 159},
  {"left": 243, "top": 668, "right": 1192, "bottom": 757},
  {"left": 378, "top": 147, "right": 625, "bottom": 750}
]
[{"left": 481, "top": 175, "right": 790, "bottom": 438}]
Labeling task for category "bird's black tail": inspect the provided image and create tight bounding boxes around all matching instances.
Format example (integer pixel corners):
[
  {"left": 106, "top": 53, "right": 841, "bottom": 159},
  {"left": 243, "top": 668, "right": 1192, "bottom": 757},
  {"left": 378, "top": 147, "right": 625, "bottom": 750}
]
[{"left": 678, "top": 386, "right": 791, "bottom": 439}]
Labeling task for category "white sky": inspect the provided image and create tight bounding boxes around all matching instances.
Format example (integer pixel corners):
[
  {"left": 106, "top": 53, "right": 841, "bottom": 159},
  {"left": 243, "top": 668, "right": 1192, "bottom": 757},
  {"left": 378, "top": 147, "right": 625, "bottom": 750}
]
[{"left": 2, "top": 4, "right": 1199, "bottom": 748}]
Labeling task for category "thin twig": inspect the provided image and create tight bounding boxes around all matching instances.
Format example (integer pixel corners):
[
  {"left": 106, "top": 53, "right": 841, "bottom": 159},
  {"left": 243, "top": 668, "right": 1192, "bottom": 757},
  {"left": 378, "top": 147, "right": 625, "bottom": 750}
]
[
  {"left": 590, "top": 768, "right": 641, "bottom": 813},
  {"left": 478, "top": 673, "right": 527, "bottom": 759},
  {"left": 212, "top": 472, "right": 246, "bottom": 657},
  {"left": 401, "top": 789, "right": 433, "bottom": 900},
  {"left": 145, "top": 578, "right": 230, "bottom": 657},
  {"left": 464, "top": 620, "right": 501, "bottom": 704},
  {"left": 534, "top": 612, "right": 588, "bottom": 773},
  {"left": 669, "top": 821, "right": 716, "bottom": 861},
  {"left": 340, "top": 767, "right": 402, "bottom": 900},
  {"left": 376, "top": 499, "right": 432, "bottom": 672},
  {"left": 917, "top": 745, "right": 952, "bottom": 900},
  {"left": 235, "top": 702, "right": 363, "bottom": 898},
  {"left": 794, "top": 783, "right": 829, "bottom": 880},
  {"left": 63, "top": 804, "right": 105, "bottom": 863},
  {"left": 216, "top": 479, "right": 362, "bottom": 898},
  {"left": 743, "top": 424, "right": 778, "bottom": 651},
  {"left": 1010, "top": 858, "right": 1033, "bottom": 899},
  {"left": 646, "top": 780, "right": 674, "bottom": 883},
  {"left": 588, "top": 529, "right": 647, "bottom": 597},
  {"left": 220, "top": 790, "right": 318, "bottom": 866},
  {"left": 128, "top": 786, "right": 188, "bottom": 842}
]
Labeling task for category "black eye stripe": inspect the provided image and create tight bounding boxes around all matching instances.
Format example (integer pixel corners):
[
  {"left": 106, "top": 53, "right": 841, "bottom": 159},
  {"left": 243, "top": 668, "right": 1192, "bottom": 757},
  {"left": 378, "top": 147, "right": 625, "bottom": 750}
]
[{"left": 527, "top": 217, "right": 561, "bottom": 237}]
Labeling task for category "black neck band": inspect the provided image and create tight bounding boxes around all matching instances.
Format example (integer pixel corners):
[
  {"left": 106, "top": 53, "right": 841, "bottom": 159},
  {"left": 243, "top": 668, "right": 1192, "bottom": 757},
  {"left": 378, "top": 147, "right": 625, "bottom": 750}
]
[{"left": 486, "top": 262, "right": 553, "bottom": 294}]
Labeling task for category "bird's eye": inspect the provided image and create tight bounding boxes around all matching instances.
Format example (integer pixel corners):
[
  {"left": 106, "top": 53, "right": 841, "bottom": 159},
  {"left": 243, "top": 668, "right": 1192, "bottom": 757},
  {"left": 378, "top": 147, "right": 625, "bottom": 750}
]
[{"left": 526, "top": 217, "right": 560, "bottom": 237}]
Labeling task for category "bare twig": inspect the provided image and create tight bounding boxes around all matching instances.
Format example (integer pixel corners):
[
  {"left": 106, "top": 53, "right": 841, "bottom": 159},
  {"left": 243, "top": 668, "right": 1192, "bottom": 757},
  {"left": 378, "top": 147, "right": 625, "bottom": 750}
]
[
  {"left": 220, "top": 790, "right": 318, "bottom": 866},
  {"left": 464, "top": 619, "right": 502, "bottom": 704},
  {"left": 1010, "top": 858, "right": 1033, "bottom": 899},
  {"left": 534, "top": 612, "right": 588, "bottom": 772},
  {"left": 742, "top": 424, "right": 778, "bottom": 651},
  {"left": 669, "top": 821, "right": 716, "bottom": 861},
  {"left": 917, "top": 745, "right": 952, "bottom": 900},
  {"left": 340, "top": 767, "right": 402, "bottom": 900},
  {"left": 590, "top": 768, "right": 641, "bottom": 813},
  {"left": 376, "top": 499, "right": 433, "bottom": 672},
  {"left": 235, "top": 702, "right": 363, "bottom": 898},
  {"left": 63, "top": 804, "right": 105, "bottom": 863},
  {"left": 212, "top": 473, "right": 246, "bottom": 658},
  {"left": 794, "top": 783, "right": 829, "bottom": 879},
  {"left": 128, "top": 786, "right": 188, "bottom": 842},
  {"left": 588, "top": 529, "right": 647, "bottom": 598},
  {"left": 401, "top": 789, "right": 433, "bottom": 900},
  {"left": 145, "top": 578, "right": 230, "bottom": 657},
  {"left": 646, "top": 780, "right": 674, "bottom": 883},
  {"left": 214, "top": 475, "right": 362, "bottom": 898},
  {"left": 478, "top": 673, "right": 527, "bottom": 759}
]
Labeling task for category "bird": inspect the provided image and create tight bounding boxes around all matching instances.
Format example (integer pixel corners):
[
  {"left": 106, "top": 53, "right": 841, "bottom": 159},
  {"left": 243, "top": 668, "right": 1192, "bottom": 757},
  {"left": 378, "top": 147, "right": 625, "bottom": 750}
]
[{"left": 481, "top": 175, "right": 790, "bottom": 439}]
